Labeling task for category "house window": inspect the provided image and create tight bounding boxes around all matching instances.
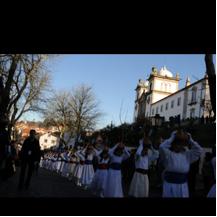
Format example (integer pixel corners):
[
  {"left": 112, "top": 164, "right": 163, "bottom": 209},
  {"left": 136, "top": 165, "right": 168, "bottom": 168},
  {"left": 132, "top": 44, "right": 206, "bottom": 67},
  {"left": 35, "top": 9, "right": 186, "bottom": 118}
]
[
  {"left": 160, "top": 105, "right": 163, "bottom": 112},
  {"left": 177, "top": 97, "right": 181, "bottom": 106},
  {"left": 152, "top": 108, "right": 155, "bottom": 115},
  {"left": 156, "top": 107, "right": 159, "bottom": 114},
  {"left": 171, "top": 100, "right": 174, "bottom": 108},
  {"left": 166, "top": 103, "right": 168, "bottom": 110},
  {"left": 190, "top": 108, "right": 195, "bottom": 118},
  {"left": 51, "top": 140, "right": 55, "bottom": 144},
  {"left": 44, "top": 139, "right": 47, "bottom": 143},
  {"left": 191, "top": 87, "right": 197, "bottom": 103}
]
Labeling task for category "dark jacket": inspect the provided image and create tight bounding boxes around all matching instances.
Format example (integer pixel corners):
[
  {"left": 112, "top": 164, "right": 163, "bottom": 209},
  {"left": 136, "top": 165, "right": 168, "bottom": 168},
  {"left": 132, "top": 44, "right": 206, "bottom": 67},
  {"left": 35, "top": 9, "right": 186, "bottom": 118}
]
[
  {"left": 20, "top": 137, "right": 41, "bottom": 163},
  {"left": 0, "top": 129, "right": 10, "bottom": 161}
]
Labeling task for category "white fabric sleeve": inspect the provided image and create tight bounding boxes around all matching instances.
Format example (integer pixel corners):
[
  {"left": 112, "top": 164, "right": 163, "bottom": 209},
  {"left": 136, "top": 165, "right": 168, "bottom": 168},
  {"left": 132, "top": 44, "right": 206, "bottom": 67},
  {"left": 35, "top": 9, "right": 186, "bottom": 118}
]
[
  {"left": 159, "top": 134, "right": 175, "bottom": 160},
  {"left": 108, "top": 144, "right": 119, "bottom": 155},
  {"left": 136, "top": 142, "right": 143, "bottom": 156},
  {"left": 122, "top": 147, "right": 131, "bottom": 161},
  {"left": 186, "top": 138, "right": 203, "bottom": 163},
  {"left": 159, "top": 132, "right": 176, "bottom": 150},
  {"left": 75, "top": 150, "right": 85, "bottom": 160},
  {"left": 148, "top": 148, "right": 159, "bottom": 162},
  {"left": 94, "top": 148, "right": 102, "bottom": 156}
]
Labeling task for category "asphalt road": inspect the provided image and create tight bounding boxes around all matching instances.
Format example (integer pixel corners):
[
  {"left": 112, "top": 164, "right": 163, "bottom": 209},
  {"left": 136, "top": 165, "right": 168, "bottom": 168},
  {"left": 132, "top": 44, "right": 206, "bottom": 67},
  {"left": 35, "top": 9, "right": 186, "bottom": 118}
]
[
  {"left": 0, "top": 167, "right": 94, "bottom": 197},
  {"left": 0, "top": 167, "right": 206, "bottom": 198}
]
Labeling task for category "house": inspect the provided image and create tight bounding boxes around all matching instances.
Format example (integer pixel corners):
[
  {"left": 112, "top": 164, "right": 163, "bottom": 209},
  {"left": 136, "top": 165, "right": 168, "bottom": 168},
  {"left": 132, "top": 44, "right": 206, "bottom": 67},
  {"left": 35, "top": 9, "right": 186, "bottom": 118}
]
[{"left": 39, "top": 132, "right": 60, "bottom": 150}]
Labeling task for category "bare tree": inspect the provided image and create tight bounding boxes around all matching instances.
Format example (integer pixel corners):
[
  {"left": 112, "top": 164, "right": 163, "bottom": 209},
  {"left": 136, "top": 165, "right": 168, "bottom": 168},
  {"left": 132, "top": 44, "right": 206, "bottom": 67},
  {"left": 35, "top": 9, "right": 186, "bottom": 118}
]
[
  {"left": 205, "top": 54, "right": 216, "bottom": 118},
  {"left": 69, "top": 85, "right": 102, "bottom": 142},
  {"left": 43, "top": 85, "right": 101, "bottom": 145},
  {"left": 0, "top": 54, "right": 51, "bottom": 135},
  {"left": 43, "top": 91, "right": 73, "bottom": 146}
]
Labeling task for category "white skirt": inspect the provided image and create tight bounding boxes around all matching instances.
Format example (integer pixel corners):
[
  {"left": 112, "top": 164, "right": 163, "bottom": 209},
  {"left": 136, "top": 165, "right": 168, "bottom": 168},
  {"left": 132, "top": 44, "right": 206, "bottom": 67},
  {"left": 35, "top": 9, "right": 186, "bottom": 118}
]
[
  {"left": 128, "top": 172, "right": 149, "bottom": 197},
  {"left": 62, "top": 162, "right": 70, "bottom": 177},
  {"left": 69, "top": 163, "right": 76, "bottom": 176},
  {"left": 59, "top": 162, "right": 65, "bottom": 173},
  {"left": 56, "top": 161, "right": 62, "bottom": 171},
  {"left": 104, "top": 169, "right": 123, "bottom": 197},
  {"left": 81, "top": 164, "right": 95, "bottom": 186},
  {"left": 74, "top": 164, "right": 84, "bottom": 179},
  {"left": 52, "top": 162, "right": 56, "bottom": 171},
  {"left": 163, "top": 181, "right": 189, "bottom": 197},
  {"left": 90, "top": 169, "right": 108, "bottom": 194},
  {"left": 207, "top": 184, "right": 216, "bottom": 197}
]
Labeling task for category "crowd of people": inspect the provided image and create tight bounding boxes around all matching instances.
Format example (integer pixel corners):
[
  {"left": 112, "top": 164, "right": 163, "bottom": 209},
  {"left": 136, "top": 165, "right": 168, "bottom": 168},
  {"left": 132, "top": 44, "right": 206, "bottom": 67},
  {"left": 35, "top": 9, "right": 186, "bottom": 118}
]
[
  {"left": 39, "top": 130, "right": 216, "bottom": 198},
  {"left": 0, "top": 113, "right": 215, "bottom": 198}
]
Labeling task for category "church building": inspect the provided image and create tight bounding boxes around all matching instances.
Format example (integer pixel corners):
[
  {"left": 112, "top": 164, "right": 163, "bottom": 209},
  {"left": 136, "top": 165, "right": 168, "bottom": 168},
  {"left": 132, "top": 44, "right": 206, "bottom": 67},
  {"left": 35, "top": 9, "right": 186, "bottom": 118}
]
[{"left": 134, "top": 66, "right": 213, "bottom": 122}]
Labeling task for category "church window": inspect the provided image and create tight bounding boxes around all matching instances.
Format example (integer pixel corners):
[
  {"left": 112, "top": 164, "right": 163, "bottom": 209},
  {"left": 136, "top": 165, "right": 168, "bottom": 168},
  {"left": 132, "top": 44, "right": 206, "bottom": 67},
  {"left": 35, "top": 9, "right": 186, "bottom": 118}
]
[
  {"left": 165, "top": 83, "right": 167, "bottom": 91},
  {"left": 152, "top": 108, "right": 154, "bottom": 115},
  {"left": 171, "top": 100, "right": 174, "bottom": 108},
  {"left": 44, "top": 139, "right": 47, "bottom": 143},
  {"left": 156, "top": 107, "right": 159, "bottom": 114},
  {"left": 160, "top": 105, "right": 163, "bottom": 112},
  {"left": 161, "top": 83, "right": 163, "bottom": 90},
  {"left": 177, "top": 97, "right": 181, "bottom": 106},
  {"left": 166, "top": 103, "right": 168, "bottom": 110},
  {"left": 191, "top": 87, "right": 197, "bottom": 103},
  {"left": 190, "top": 108, "right": 195, "bottom": 118}
]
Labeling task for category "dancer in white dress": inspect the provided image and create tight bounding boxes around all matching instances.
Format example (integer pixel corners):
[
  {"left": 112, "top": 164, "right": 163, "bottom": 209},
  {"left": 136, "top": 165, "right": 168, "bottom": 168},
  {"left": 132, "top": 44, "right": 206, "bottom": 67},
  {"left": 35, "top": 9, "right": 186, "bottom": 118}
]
[
  {"left": 207, "top": 156, "right": 216, "bottom": 197},
  {"left": 104, "top": 142, "right": 131, "bottom": 197},
  {"left": 80, "top": 145, "right": 99, "bottom": 188},
  {"left": 61, "top": 151, "right": 71, "bottom": 177},
  {"left": 128, "top": 137, "right": 159, "bottom": 197},
  {"left": 160, "top": 130, "right": 203, "bottom": 198},
  {"left": 73, "top": 148, "right": 85, "bottom": 186},
  {"left": 90, "top": 146, "right": 110, "bottom": 197},
  {"left": 56, "top": 153, "right": 62, "bottom": 173},
  {"left": 59, "top": 152, "right": 65, "bottom": 174},
  {"left": 68, "top": 151, "right": 79, "bottom": 181}
]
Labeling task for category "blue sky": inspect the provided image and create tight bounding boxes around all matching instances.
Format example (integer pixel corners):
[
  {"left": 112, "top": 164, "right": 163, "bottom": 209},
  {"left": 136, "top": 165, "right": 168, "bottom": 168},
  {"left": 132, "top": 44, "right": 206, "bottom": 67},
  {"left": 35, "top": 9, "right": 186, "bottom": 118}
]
[{"left": 22, "top": 54, "right": 216, "bottom": 129}]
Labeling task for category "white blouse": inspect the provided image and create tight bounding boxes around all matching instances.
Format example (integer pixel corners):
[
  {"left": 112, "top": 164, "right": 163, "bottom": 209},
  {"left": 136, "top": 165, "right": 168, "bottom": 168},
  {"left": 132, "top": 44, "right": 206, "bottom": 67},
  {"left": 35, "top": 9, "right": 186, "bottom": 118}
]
[
  {"left": 159, "top": 132, "right": 203, "bottom": 173},
  {"left": 135, "top": 142, "right": 159, "bottom": 170}
]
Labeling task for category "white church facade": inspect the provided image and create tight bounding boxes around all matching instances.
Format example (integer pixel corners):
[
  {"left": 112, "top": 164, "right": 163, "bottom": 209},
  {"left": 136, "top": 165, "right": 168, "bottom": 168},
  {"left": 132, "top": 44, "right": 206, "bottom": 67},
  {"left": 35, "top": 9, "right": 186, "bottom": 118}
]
[{"left": 134, "top": 66, "right": 213, "bottom": 122}]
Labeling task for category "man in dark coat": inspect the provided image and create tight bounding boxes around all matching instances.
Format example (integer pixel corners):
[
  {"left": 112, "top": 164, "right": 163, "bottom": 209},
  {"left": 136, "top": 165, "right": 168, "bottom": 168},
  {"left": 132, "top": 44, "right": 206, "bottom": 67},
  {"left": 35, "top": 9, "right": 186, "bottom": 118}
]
[
  {"left": 0, "top": 117, "right": 10, "bottom": 180},
  {"left": 18, "top": 129, "right": 41, "bottom": 189}
]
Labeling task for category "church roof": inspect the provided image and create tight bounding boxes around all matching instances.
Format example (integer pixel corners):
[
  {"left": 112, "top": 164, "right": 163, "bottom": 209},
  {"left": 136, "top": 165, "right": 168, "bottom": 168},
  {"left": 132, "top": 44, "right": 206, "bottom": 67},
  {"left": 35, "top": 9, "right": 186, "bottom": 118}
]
[{"left": 159, "top": 66, "right": 173, "bottom": 78}]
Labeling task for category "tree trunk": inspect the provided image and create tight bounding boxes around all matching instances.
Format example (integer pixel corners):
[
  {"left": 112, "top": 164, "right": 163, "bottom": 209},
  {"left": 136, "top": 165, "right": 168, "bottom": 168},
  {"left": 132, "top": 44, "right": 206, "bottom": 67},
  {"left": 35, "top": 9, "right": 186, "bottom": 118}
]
[{"left": 205, "top": 54, "right": 216, "bottom": 118}]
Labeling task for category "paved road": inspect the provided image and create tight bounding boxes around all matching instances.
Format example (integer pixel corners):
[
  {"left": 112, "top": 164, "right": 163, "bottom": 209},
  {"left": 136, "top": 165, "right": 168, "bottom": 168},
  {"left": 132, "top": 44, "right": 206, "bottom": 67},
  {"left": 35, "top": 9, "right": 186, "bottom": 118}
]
[
  {"left": 0, "top": 167, "right": 206, "bottom": 198},
  {"left": 0, "top": 167, "right": 94, "bottom": 197}
]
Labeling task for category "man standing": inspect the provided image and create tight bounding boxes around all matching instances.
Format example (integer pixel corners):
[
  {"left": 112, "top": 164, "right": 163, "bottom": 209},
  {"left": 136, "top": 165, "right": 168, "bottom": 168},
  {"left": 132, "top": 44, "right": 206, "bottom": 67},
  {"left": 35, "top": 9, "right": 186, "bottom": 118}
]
[
  {"left": 18, "top": 129, "right": 41, "bottom": 190},
  {"left": 0, "top": 116, "right": 10, "bottom": 180}
]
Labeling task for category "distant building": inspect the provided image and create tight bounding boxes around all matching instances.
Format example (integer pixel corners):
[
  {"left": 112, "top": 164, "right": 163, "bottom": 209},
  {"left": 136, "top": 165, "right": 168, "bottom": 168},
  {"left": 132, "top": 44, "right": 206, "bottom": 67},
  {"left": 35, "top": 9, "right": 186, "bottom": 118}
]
[
  {"left": 39, "top": 132, "right": 60, "bottom": 150},
  {"left": 15, "top": 121, "right": 60, "bottom": 143},
  {"left": 134, "top": 66, "right": 213, "bottom": 122}
]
